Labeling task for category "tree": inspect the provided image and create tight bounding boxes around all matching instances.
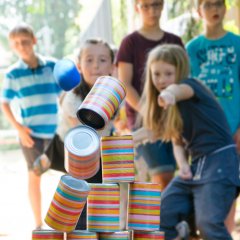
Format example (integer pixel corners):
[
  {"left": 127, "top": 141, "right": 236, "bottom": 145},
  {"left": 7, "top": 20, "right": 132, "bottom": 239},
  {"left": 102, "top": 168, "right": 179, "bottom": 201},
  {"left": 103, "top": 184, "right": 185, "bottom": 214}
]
[{"left": 0, "top": 0, "right": 82, "bottom": 60}]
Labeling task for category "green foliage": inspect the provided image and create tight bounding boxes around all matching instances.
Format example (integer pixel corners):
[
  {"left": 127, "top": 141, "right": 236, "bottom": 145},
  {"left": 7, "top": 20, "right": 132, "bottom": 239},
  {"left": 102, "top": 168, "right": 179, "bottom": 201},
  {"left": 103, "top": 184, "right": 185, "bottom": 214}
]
[
  {"left": 111, "top": 0, "right": 128, "bottom": 47},
  {"left": 0, "top": 0, "right": 82, "bottom": 59},
  {"left": 167, "top": 0, "right": 239, "bottom": 43}
]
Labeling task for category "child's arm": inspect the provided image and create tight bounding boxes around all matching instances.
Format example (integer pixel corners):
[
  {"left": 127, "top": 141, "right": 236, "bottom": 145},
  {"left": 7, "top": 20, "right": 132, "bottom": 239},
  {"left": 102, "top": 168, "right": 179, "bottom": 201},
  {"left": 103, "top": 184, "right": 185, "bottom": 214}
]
[
  {"left": 1, "top": 102, "right": 34, "bottom": 147},
  {"left": 158, "top": 83, "right": 194, "bottom": 109},
  {"left": 118, "top": 62, "right": 140, "bottom": 112},
  {"left": 172, "top": 139, "right": 192, "bottom": 180}
]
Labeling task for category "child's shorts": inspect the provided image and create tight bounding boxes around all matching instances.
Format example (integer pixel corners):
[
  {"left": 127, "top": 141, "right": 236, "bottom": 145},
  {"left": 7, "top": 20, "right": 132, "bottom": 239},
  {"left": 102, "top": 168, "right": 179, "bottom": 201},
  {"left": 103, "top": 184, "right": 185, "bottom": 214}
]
[
  {"left": 20, "top": 136, "right": 51, "bottom": 170},
  {"left": 135, "top": 140, "right": 176, "bottom": 175}
]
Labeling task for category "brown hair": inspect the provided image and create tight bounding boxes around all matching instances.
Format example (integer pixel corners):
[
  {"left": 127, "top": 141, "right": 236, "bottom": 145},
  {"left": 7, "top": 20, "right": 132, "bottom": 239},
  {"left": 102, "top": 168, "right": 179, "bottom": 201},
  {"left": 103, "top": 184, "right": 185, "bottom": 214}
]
[
  {"left": 141, "top": 44, "right": 189, "bottom": 141},
  {"left": 197, "top": 0, "right": 225, "bottom": 7},
  {"left": 74, "top": 38, "right": 114, "bottom": 99},
  {"left": 9, "top": 22, "right": 35, "bottom": 39}
]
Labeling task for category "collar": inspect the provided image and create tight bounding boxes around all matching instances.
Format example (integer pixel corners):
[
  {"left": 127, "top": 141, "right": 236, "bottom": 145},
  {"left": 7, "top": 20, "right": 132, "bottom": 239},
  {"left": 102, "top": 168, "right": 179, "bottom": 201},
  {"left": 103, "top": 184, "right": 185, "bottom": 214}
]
[{"left": 17, "top": 54, "right": 46, "bottom": 69}]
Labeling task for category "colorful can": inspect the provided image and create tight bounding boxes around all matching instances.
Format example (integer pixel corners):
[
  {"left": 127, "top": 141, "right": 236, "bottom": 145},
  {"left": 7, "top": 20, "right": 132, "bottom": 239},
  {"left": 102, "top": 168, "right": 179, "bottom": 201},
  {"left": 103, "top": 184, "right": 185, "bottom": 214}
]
[
  {"left": 99, "top": 231, "right": 131, "bottom": 240},
  {"left": 134, "top": 231, "right": 165, "bottom": 239},
  {"left": 64, "top": 126, "right": 100, "bottom": 179},
  {"left": 87, "top": 183, "right": 120, "bottom": 232},
  {"left": 128, "top": 182, "right": 161, "bottom": 231},
  {"left": 101, "top": 135, "right": 135, "bottom": 183},
  {"left": 77, "top": 76, "right": 126, "bottom": 130},
  {"left": 32, "top": 229, "right": 64, "bottom": 240},
  {"left": 45, "top": 175, "right": 90, "bottom": 232},
  {"left": 67, "top": 230, "right": 98, "bottom": 239}
]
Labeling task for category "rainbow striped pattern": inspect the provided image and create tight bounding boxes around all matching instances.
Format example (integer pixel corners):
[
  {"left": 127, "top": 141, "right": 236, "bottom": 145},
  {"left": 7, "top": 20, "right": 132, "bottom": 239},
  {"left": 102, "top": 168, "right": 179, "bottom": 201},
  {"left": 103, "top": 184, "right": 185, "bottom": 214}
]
[
  {"left": 128, "top": 182, "right": 161, "bottom": 231},
  {"left": 87, "top": 183, "right": 120, "bottom": 232},
  {"left": 67, "top": 230, "right": 98, "bottom": 239},
  {"left": 77, "top": 76, "right": 126, "bottom": 130},
  {"left": 64, "top": 126, "right": 100, "bottom": 179},
  {"left": 134, "top": 231, "right": 165, "bottom": 239},
  {"left": 101, "top": 135, "right": 135, "bottom": 183},
  {"left": 32, "top": 230, "right": 64, "bottom": 239},
  {"left": 45, "top": 175, "right": 90, "bottom": 232},
  {"left": 99, "top": 231, "right": 131, "bottom": 240}
]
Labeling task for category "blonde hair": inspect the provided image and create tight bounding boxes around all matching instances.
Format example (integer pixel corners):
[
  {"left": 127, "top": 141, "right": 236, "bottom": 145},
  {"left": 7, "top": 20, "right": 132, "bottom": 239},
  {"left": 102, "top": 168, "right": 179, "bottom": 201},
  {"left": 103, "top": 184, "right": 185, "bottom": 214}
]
[
  {"left": 141, "top": 44, "right": 189, "bottom": 142},
  {"left": 9, "top": 22, "right": 35, "bottom": 39}
]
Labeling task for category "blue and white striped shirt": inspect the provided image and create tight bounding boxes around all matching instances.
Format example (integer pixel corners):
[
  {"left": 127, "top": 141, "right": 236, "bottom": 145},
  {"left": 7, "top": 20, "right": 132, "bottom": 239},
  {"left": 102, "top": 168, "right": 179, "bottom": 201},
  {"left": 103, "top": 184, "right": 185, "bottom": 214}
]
[{"left": 1, "top": 55, "right": 61, "bottom": 139}]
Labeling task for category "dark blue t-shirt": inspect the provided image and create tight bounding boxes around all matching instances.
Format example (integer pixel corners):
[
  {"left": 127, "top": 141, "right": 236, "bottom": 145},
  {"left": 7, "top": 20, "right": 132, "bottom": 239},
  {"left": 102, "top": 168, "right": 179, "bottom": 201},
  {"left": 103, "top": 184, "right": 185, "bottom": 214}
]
[{"left": 178, "top": 78, "right": 233, "bottom": 159}]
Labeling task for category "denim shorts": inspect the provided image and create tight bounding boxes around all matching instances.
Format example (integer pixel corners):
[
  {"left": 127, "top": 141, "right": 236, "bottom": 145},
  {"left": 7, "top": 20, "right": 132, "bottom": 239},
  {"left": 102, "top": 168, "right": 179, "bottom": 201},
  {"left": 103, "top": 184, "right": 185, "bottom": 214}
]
[{"left": 135, "top": 140, "right": 176, "bottom": 174}]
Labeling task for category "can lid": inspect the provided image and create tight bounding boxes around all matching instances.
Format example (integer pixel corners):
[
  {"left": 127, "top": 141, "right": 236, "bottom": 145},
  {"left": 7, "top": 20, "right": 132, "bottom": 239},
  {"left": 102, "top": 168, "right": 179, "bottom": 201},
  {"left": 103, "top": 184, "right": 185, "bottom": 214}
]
[
  {"left": 61, "top": 174, "right": 91, "bottom": 192},
  {"left": 64, "top": 125, "right": 100, "bottom": 156}
]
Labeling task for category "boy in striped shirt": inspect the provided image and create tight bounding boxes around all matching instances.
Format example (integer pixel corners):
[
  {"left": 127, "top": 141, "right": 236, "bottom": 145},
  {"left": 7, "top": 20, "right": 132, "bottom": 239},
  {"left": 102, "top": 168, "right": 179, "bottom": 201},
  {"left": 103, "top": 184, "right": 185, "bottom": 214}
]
[{"left": 1, "top": 23, "right": 61, "bottom": 229}]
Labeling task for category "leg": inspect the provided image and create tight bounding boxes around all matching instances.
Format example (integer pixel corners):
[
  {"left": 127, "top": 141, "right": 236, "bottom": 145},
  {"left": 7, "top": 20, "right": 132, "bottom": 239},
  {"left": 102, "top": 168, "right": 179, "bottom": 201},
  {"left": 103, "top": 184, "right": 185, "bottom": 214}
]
[
  {"left": 194, "top": 181, "right": 237, "bottom": 240},
  {"left": 151, "top": 171, "right": 175, "bottom": 190},
  {"left": 160, "top": 178, "right": 193, "bottom": 240},
  {"left": 28, "top": 171, "right": 42, "bottom": 228},
  {"left": 20, "top": 137, "right": 50, "bottom": 229}
]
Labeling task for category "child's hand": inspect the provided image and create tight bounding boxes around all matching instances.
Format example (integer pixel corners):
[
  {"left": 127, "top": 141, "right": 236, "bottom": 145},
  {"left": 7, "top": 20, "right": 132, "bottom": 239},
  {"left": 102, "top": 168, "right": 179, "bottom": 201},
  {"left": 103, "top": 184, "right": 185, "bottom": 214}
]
[
  {"left": 158, "top": 90, "right": 176, "bottom": 109},
  {"left": 234, "top": 128, "right": 240, "bottom": 154},
  {"left": 17, "top": 125, "right": 34, "bottom": 148},
  {"left": 178, "top": 163, "right": 192, "bottom": 180}
]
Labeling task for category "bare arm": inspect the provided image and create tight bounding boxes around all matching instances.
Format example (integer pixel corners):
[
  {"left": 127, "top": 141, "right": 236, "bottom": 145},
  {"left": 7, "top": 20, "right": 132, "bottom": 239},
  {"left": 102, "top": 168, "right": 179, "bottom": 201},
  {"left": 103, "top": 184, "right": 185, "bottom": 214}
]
[
  {"left": 172, "top": 140, "right": 192, "bottom": 180},
  {"left": 158, "top": 83, "right": 194, "bottom": 109},
  {"left": 1, "top": 102, "right": 34, "bottom": 147},
  {"left": 118, "top": 62, "right": 140, "bottom": 112}
]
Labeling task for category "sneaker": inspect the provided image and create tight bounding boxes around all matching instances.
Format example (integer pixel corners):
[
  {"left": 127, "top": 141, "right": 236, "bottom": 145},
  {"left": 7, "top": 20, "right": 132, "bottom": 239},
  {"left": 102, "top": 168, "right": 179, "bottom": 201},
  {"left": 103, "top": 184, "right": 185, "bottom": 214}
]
[
  {"left": 176, "top": 221, "right": 190, "bottom": 240},
  {"left": 33, "top": 154, "right": 51, "bottom": 176}
]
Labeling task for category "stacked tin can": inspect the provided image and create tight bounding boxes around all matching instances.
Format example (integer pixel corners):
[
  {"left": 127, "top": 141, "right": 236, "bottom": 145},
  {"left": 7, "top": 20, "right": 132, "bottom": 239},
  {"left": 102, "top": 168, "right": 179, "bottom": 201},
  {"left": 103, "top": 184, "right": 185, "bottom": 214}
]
[{"left": 41, "top": 76, "right": 164, "bottom": 239}]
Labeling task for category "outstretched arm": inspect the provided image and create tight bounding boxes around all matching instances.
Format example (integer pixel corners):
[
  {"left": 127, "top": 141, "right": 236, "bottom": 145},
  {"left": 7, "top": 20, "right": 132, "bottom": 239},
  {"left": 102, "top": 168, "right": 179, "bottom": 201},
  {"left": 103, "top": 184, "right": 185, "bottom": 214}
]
[{"left": 158, "top": 83, "right": 194, "bottom": 109}]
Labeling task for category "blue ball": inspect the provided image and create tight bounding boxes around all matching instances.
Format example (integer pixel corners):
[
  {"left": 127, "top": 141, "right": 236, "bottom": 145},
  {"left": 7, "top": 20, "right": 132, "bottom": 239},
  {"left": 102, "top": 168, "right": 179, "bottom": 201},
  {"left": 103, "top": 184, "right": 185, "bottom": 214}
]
[{"left": 53, "top": 59, "right": 81, "bottom": 91}]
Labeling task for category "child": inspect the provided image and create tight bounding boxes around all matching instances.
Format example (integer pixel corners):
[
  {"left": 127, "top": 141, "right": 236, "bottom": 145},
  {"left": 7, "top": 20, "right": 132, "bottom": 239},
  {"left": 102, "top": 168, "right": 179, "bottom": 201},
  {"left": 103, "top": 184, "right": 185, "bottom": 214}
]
[
  {"left": 186, "top": 0, "right": 240, "bottom": 233},
  {"left": 141, "top": 44, "right": 240, "bottom": 240},
  {"left": 0, "top": 23, "right": 61, "bottom": 229},
  {"left": 116, "top": 0, "right": 183, "bottom": 188},
  {"left": 39, "top": 38, "right": 115, "bottom": 229}
]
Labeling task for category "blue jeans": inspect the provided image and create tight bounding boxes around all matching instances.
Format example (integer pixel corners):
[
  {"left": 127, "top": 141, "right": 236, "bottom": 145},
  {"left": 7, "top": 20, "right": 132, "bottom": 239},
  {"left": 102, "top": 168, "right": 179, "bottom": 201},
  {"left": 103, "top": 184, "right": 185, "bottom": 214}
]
[{"left": 160, "top": 177, "right": 236, "bottom": 240}]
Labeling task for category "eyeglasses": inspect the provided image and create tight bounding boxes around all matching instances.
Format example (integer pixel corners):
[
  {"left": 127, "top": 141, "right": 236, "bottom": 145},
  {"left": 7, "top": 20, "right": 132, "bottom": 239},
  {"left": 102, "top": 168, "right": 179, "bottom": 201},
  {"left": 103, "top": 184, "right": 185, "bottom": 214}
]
[
  {"left": 137, "top": 1, "right": 163, "bottom": 11},
  {"left": 202, "top": 1, "right": 224, "bottom": 10}
]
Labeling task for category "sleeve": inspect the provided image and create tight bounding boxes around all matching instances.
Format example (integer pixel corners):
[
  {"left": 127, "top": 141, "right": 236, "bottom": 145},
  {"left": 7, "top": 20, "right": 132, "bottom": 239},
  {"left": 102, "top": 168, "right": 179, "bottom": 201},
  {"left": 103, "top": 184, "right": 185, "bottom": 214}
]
[
  {"left": 61, "top": 91, "right": 83, "bottom": 118},
  {"left": 1, "top": 71, "right": 17, "bottom": 103},
  {"left": 115, "top": 34, "right": 134, "bottom": 66},
  {"left": 181, "top": 78, "right": 212, "bottom": 101}
]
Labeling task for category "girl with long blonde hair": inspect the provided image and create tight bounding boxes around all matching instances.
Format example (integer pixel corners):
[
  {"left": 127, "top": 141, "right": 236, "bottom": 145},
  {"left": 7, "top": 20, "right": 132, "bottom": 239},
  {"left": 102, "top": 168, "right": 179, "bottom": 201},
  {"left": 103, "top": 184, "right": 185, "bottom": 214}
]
[{"left": 141, "top": 44, "right": 240, "bottom": 240}]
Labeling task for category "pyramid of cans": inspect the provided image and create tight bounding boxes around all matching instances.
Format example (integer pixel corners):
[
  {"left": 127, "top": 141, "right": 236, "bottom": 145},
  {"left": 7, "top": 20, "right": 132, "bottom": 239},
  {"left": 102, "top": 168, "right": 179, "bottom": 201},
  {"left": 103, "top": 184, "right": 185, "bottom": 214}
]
[{"left": 32, "top": 76, "right": 164, "bottom": 240}]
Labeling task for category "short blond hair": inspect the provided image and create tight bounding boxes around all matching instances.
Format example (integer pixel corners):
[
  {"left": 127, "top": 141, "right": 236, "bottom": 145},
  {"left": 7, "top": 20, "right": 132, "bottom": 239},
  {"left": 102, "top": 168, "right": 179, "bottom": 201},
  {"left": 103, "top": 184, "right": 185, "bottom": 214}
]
[{"left": 9, "top": 23, "right": 35, "bottom": 39}]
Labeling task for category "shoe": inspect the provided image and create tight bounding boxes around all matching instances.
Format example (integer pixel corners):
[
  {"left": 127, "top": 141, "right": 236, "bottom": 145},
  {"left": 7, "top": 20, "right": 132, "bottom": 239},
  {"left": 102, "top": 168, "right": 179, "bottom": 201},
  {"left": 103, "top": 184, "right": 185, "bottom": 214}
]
[
  {"left": 33, "top": 154, "right": 51, "bottom": 176},
  {"left": 176, "top": 221, "right": 190, "bottom": 240}
]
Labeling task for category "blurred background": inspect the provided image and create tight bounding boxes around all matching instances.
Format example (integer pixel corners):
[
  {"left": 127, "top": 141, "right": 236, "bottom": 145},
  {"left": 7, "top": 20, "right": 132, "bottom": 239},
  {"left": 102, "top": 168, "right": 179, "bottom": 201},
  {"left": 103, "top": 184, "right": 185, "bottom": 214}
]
[{"left": 0, "top": 0, "right": 239, "bottom": 239}]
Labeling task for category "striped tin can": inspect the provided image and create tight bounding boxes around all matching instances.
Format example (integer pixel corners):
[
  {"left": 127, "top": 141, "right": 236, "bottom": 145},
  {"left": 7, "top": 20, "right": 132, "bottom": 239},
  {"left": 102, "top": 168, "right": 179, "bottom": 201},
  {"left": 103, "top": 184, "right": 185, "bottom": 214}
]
[
  {"left": 87, "top": 183, "right": 120, "bottom": 232},
  {"left": 77, "top": 76, "right": 126, "bottom": 130},
  {"left": 101, "top": 135, "right": 135, "bottom": 183},
  {"left": 127, "top": 182, "right": 161, "bottom": 231},
  {"left": 67, "top": 230, "right": 98, "bottom": 239},
  {"left": 64, "top": 126, "right": 100, "bottom": 179},
  {"left": 32, "top": 229, "right": 64, "bottom": 239},
  {"left": 45, "top": 175, "right": 90, "bottom": 232},
  {"left": 99, "top": 231, "right": 131, "bottom": 240},
  {"left": 134, "top": 231, "right": 165, "bottom": 239}
]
